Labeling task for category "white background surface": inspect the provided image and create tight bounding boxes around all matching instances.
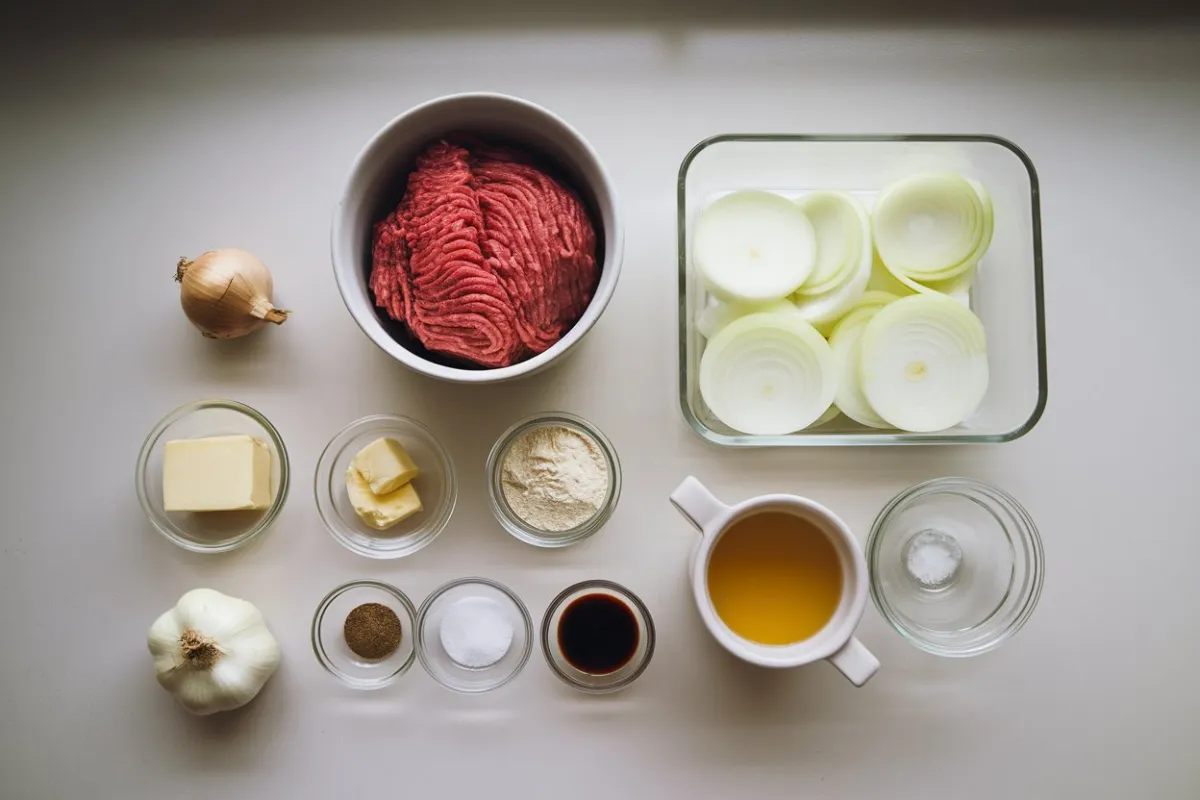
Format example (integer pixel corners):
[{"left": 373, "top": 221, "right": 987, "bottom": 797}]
[{"left": 2, "top": 8, "right": 1199, "bottom": 798}]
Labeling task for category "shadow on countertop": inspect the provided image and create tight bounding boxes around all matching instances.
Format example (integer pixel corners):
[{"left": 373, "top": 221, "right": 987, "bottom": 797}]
[{"left": 4, "top": 0, "right": 1200, "bottom": 39}]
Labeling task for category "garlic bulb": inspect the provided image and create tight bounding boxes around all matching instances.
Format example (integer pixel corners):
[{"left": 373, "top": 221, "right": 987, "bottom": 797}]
[
  {"left": 147, "top": 588, "right": 281, "bottom": 715},
  {"left": 175, "top": 248, "right": 290, "bottom": 339}
]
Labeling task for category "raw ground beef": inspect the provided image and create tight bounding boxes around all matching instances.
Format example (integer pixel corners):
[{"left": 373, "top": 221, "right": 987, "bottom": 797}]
[{"left": 370, "top": 139, "right": 599, "bottom": 368}]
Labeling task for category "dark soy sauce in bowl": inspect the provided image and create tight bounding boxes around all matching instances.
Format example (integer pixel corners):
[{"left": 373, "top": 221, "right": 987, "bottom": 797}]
[{"left": 557, "top": 593, "right": 639, "bottom": 675}]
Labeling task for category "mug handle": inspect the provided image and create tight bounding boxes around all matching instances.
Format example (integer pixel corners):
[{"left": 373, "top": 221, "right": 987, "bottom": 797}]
[
  {"left": 669, "top": 476, "right": 728, "bottom": 533},
  {"left": 829, "top": 637, "right": 880, "bottom": 686}
]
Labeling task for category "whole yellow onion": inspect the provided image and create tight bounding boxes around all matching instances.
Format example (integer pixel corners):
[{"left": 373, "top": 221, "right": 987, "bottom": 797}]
[{"left": 175, "top": 248, "right": 290, "bottom": 339}]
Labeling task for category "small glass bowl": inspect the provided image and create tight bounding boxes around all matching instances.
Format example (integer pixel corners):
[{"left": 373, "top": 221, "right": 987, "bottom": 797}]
[
  {"left": 486, "top": 412, "right": 621, "bottom": 548},
  {"left": 314, "top": 415, "right": 457, "bottom": 559},
  {"left": 541, "top": 580, "right": 656, "bottom": 694},
  {"left": 415, "top": 578, "right": 533, "bottom": 693},
  {"left": 867, "top": 477, "right": 1044, "bottom": 657},
  {"left": 312, "top": 580, "right": 418, "bottom": 689},
  {"left": 135, "top": 399, "right": 290, "bottom": 553}
]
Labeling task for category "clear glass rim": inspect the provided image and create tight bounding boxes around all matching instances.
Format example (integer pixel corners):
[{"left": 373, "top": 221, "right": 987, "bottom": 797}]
[
  {"left": 485, "top": 412, "right": 622, "bottom": 548},
  {"left": 310, "top": 579, "right": 418, "bottom": 690},
  {"left": 313, "top": 414, "right": 458, "bottom": 560},
  {"left": 676, "top": 133, "right": 1047, "bottom": 446},
  {"left": 134, "top": 398, "right": 291, "bottom": 553},
  {"left": 414, "top": 576, "right": 534, "bottom": 694},
  {"left": 540, "top": 579, "right": 656, "bottom": 694},
  {"left": 866, "top": 476, "right": 1045, "bottom": 657}
]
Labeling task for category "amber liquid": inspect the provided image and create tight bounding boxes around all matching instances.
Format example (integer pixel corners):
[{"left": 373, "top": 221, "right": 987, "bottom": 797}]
[{"left": 706, "top": 511, "right": 843, "bottom": 645}]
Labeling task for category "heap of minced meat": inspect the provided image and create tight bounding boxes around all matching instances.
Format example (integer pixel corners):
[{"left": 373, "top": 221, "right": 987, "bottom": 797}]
[{"left": 370, "top": 139, "right": 600, "bottom": 368}]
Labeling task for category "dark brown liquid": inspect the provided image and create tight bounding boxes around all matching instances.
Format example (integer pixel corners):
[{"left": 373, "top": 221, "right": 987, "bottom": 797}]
[{"left": 557, "top": 593, "right": 639, "bottom": 675}]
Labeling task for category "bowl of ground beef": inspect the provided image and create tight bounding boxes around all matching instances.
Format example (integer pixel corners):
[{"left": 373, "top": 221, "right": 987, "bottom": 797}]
[{"left": 332, "top": 93, "right": 623, "bottom": 382}]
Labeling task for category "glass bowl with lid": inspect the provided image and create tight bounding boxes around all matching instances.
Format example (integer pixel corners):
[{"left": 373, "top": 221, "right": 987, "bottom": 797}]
[
  {"left": 315, "top": 414, "right": 456, "bottom": 559},
  {"left": 135, "top": 399, "right": 290, "bottom": 553},
  {"left": 678, "top": 134, "right": 1046, "bottom": 445},
  {"left": 485, "top": 412, "right": 621, "bottom": 548},
  {"left": 867, "top": 477, "right": 1044, "bottom": 656}
]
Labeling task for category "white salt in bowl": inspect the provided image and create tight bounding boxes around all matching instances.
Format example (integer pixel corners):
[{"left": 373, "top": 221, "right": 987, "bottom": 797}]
[
  {"left": 415, "top": 578, "right": 533, "bottom": 693},
  {"left": 867, "top": 477, "right": 1044, "bottom": 657},
  {"left": 331, "top": 92, "right": 623, "bottom": 383}
]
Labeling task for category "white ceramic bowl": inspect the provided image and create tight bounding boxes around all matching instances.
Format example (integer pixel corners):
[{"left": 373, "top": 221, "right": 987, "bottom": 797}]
[{"left": 331, "top": 93, "right": 623, "bottom": 383}]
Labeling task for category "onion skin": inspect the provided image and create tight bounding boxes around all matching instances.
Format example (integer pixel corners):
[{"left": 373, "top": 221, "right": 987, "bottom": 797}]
[{"left": 175, "top": 249, "right": 290, "bottom": 339}]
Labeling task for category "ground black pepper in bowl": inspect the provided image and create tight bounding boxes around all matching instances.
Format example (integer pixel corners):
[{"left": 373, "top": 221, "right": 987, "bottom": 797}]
[{"left": 344, "top": 602, "right": 402, "bottom": 659}]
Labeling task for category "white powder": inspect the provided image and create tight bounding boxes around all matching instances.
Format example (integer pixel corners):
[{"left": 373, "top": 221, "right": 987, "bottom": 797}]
[
  {"left": 905, "top": 529, "right": 963, "bottom": 588},
  {"left": 439, "top": 597, "right": 514, "bottom": 669},
  {"left": 500, "top": 424, "right": 609, "bottom": 532}
]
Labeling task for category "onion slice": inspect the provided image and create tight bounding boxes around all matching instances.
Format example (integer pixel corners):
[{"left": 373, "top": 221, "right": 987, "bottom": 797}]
[
  {"left": 693, "top": 191, "right": 817, "bottom": 302},
  {"left": 791, "top": 231, "right": 872, "bottom": 328},
  {"left": 808, "top": 403, "right": 841, "bottom": 429},
  {"left": 829, "top": 306, "right": 892, "bottom": 429},
  {"left": 859, "top": 294, "right": 988, "bottom": 432},
  {"left": 794, "top": 191, "right": 870, "bottom": 296},
  {"left": 700, "top": 313, "right": 838, "bottom": 435},
  {"left": 873, "top": 174, "right": 993, "bottom": 282},
  {"left": 814, "top": 289, "right": 902, "bottom": 337},
  {"left": 883, "top": 259, "right": 978, "bottom": 303},
  {"left": 867, "top": 251, "right": 915, "bottom": 296},
  {"left": 696, "top": 298, "right": 796, "bottom": 339}
]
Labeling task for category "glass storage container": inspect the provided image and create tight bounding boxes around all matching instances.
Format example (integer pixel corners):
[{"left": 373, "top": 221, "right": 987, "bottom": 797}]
[{"left": 678, "top": 134, "right": 1046, "bottom": 445}]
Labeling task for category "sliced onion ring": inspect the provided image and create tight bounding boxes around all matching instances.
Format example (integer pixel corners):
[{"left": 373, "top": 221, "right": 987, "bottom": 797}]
[
  {"left": 807, "top": 403, "right": 841, "bottom": 429},
  {"left": 814, "top": 290, "right": 902, "bottom": 337},
  {"left": 699, "top": 312, "right": 838, "bottom": 435},
  {"left": 791, "top": 229, "right": 872, "bottom": 328},
  {"left": 693, "top": 191, "right": 816, "bottom": 302},
  {"left": 873, "top": 173, "right": 992, "bottom": 282},
  {"left": 696, "top": 298, "right": 797, "bottom": 339},
  {"left": 794, "top": 191, "right": 870, "bottom": 297},
  {"left": 829, "top": 306, "right": 892, "bottom": 429},
  {"left": 859, "top": 294, "right": 988, "bottom": 433}
]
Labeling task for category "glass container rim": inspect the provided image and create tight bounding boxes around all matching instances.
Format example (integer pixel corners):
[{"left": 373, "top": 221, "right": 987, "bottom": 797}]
[
  {"left": 134, "top": 398, "right": 291, "bottom": 553},
  {"left": 414, "top": 576, "right": 534, "bottom": 694},
  {"left": 313, "top": 413, "right": 458, "bottom": 560},
  {"left": 310, "top": 579, "right": 418, "bottom": 689},
  {"left": 866, "top": 476, "right": 1045, "bottom": 656},
  {"left": 485, "top": 412, "right": 622, "bottom": 547},
  {"left": 676, "top": 133, "right": 1047, "bottom": 446},
  {"left": 540, "top": 579, "right": 656, "bottom": 694}
]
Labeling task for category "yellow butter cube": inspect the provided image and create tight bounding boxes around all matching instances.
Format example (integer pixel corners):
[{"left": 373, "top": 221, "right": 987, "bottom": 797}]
[
  {"left": 346, "top": 466, "right": 423, "bottom": 530},
  {"left": 163, "top": 435, "right": 272, "bottom": 512},
  {"left": 350, "top": 437, "right": 419, "bottom": 495}
]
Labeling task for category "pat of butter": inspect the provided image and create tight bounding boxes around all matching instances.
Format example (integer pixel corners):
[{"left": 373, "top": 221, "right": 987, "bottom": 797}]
[
  {"left": 163, "top": 435, "right": 272, "bottom": 512},
  {"left": 351, "top": 437, "right": 419, "bottom": 495},
  {"left": 346, "top": 466, "right": 422, "bottom": 529}
]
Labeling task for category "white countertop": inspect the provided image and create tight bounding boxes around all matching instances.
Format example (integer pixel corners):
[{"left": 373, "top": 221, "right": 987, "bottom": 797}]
[{"left": 2, "top": 13, "right": 1198, "bottom": 799}]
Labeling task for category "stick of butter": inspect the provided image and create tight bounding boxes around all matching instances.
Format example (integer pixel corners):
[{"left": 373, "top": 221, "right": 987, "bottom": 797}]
[
  {"left": 346, "top": 466, "right": 423, "bottom": 529},
  {"left": 350, "top": 437, "right": 419, "bottom": 495},
  {"left": 163, "top": 435, "right": 272, "bottom": 512}
]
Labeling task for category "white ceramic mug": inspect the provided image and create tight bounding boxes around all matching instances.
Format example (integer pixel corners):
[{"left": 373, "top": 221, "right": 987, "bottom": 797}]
[{"left": 669, "top": 476, "right": 880, "bottom": 686}]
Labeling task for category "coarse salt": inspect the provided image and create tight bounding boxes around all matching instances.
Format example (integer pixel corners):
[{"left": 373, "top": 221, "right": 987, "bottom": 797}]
[
  {"left": 905, "top": 529, "right": 963, "bottom": 588},
  {"left": 439, "top": 597, "right": 514, "bottom": 669}
]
